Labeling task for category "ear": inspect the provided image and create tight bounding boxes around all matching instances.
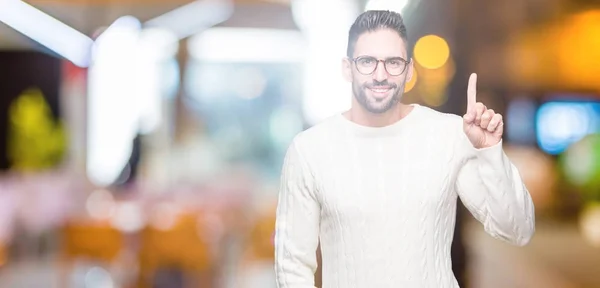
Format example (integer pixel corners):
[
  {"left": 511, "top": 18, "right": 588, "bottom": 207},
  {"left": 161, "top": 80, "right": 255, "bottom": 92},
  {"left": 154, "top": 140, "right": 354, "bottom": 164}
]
[
  {"left": 341, "top": 57, "right": 353, "bottom": 82},
  {"left": 405, "top": 59, "right": 414, "bottom": 83}
]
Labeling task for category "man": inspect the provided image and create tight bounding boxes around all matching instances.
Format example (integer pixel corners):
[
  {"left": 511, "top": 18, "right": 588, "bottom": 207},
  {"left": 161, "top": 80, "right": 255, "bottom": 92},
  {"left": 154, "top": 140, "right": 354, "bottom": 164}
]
[{"left": 274, "top": 10, "right": 535, "bottom": 288}]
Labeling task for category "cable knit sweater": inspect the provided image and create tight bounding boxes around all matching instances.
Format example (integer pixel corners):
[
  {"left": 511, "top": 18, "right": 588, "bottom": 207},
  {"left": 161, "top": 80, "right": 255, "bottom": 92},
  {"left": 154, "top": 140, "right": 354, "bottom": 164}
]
[{"left": 274, "top": 104, "right": 535, "bottom": 288}]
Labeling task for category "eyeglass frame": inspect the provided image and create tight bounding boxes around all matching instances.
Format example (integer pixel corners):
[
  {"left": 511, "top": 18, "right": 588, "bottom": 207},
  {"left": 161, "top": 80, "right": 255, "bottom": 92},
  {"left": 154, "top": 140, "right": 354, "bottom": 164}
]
[{"left": 349, "top": 55, "right": 411, "bottom": 76}]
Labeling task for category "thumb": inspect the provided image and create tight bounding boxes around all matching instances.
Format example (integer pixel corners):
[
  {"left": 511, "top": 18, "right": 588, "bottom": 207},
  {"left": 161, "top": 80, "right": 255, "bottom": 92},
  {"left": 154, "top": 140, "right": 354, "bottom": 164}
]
[{"left": 463, "top": 113, "right": 475, "bottom": 125}]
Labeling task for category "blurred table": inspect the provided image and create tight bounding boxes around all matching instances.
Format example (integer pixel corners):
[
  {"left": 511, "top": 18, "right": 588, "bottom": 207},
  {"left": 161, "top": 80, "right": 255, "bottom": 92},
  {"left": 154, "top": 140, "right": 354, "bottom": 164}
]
[{"left": 466, "top": 219, "right": 600, "bottom": 288}]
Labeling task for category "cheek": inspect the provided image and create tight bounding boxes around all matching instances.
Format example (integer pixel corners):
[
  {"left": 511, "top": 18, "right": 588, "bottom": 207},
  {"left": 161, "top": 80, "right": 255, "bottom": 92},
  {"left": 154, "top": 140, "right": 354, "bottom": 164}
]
[
  {"left": 391, "top": 76, "right": 406, "bottom": 87},
  {"left": 352, "top": 74, "right": 370, "bottom": 87}
]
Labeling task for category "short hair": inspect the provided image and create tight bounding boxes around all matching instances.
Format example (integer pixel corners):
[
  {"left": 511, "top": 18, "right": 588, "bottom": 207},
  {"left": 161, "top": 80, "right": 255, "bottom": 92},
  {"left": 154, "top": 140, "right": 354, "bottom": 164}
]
[{"left": 346, "top": 10, "right": 408, "bottom": 58}]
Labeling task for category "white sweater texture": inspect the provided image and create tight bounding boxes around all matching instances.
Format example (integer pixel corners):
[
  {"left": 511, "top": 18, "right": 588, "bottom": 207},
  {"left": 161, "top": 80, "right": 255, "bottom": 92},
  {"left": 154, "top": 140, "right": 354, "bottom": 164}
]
[{"left": 274, "top": 104, "right": 535, "bottom": 288}]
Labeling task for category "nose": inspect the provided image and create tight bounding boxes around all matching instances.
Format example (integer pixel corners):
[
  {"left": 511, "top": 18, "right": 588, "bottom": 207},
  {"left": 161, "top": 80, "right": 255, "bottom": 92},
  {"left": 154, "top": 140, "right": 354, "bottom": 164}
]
[{"left": 373, "top": 61, "right": 388, "bottom": 82}]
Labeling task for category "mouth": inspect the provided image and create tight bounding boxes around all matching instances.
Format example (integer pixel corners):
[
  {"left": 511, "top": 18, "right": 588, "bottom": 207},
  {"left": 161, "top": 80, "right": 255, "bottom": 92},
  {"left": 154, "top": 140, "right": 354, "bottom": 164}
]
[{"left": 367, "top": 86, "right": 393, "bottom": 99}]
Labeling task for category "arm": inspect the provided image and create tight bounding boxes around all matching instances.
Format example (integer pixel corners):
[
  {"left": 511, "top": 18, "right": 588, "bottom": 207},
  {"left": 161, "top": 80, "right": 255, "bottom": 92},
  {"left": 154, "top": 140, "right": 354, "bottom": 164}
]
[
  {"left": 274, "top": 138, "right": 320, "bottom": 288},
  {"left": 455, "top": 135, "right": 535, "bottom": 246}
]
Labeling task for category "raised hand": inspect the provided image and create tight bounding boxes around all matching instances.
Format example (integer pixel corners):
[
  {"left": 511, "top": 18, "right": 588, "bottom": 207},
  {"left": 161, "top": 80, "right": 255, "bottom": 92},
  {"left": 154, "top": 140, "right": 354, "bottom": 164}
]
[{"left": 462, "top": 73, "right": 503, "bottom": 149}]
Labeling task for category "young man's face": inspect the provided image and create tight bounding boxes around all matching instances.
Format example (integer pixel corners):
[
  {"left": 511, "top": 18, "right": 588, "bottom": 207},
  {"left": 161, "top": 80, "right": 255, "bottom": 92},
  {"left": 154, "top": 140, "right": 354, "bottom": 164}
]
[{"left": 343, "top": 29, "right": 413, "bottom": 114}]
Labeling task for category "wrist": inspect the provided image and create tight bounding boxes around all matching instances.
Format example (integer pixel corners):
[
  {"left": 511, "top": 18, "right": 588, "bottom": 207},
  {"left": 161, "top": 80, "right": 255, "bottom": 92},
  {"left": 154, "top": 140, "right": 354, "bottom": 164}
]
[{"left": 474, "top": 139, "right": 502, "bottom": 150}]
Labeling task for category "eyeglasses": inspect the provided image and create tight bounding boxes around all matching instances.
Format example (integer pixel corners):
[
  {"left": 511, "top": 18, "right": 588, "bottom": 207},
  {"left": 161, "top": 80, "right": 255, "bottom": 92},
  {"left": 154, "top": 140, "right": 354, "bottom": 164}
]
[{"left": 350, "top": 56, "right": 410, "bottom": 76}]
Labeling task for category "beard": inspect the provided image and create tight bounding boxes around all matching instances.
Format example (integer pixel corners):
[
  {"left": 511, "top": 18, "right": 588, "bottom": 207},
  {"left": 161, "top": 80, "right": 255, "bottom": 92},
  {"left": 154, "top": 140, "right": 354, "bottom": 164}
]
[{"left": 352, "top": 79, "right": 405, "bottom": 114}]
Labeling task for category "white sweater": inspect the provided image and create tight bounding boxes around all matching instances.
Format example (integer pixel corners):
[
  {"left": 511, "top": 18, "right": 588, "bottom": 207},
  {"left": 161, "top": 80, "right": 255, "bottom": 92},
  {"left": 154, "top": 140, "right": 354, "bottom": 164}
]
[{"left": 274, "top": 104, "right": 535, "bottom": 288}]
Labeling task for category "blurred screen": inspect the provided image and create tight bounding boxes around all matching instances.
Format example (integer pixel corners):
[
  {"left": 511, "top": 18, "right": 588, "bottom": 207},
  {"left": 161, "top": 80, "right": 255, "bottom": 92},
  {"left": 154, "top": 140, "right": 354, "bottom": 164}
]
[
  {"left": 536, "top": 96, "right": 600, "bottom": 155},
  {"left": 506, "top": 98, "right": 538, "bottom": 145}
]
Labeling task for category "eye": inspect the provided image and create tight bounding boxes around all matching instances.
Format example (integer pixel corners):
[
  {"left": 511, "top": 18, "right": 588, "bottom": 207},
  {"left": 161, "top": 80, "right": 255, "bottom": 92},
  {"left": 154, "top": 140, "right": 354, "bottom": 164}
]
[
  {"left": 387, "top": 59, "right": 402, "bottom": 67},
  {"left": 358, "top": 57, "right": 375, "bottom": 65}
]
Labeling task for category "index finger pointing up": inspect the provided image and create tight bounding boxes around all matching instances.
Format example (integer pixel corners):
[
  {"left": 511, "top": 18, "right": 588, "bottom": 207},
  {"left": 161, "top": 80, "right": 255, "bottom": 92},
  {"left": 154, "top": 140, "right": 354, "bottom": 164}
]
[{"left": 467, "top": 73, "right": 477, "bottom": 111}]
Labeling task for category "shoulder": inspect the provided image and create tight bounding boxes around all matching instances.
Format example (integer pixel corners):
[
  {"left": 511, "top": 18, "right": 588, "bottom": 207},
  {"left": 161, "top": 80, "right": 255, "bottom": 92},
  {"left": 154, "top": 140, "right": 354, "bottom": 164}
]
[
  {"left": 413, "top": 105, "right": 469, "bottom": 154},
  {"left": 416, "top": 105, "right": 475, "bottom": 158},
  {"left": 415, "top": 104, "right": 463, "bottom": 132},
  {"left": 283, "top": 116, "right": 340, "bottom": 181},
  {"left": 291, "top": 114, "right": 342, "bottom": 154}
]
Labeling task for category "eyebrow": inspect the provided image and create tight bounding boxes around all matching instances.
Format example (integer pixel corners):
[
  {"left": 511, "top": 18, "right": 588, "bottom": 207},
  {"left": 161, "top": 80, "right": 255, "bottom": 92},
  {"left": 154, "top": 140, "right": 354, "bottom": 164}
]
[{"left": 354, "top": 55, "right": 407, "bottom": 60}]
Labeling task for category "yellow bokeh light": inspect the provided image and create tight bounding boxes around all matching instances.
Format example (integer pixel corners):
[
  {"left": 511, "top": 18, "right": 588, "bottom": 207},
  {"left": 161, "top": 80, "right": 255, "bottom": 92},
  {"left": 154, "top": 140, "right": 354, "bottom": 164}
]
[
  {"left": 421, "top": 57, "right": 456, "bottom": 86},
  {"left": 557, "top": 9, "right": 600, "bottom": 91},
  {"left": 508, "top": 9, "right": 600, "bottom": 92},
  {"left": 415, "top": 57, "right": 455, "bottom": 107},
  {"left": 404, "top": 68, "right": 417, "bottom": 93},
  {"left": 419, "top": 86, "right": 448, "bottom": 107},
  {"left": 414, "top": 34, "right": 450, "bottom": 70}
]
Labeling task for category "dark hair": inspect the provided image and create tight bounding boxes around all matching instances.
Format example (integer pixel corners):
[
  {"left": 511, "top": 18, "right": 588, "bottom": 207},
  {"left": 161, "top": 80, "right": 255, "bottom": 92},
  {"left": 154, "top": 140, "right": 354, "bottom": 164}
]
[{"left": 346, "top": 10, "right": 408, "bottom": 58}]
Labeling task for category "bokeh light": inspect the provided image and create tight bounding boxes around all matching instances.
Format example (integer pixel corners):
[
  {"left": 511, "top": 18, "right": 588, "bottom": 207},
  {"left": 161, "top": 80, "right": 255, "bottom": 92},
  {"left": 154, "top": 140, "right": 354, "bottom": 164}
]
[
  {"left": 536, "top": 102, "right": 598, "bottom": 155},
  {"left": 557, "top": 10, "right": 600, "bottom": 91},
  {"left": 416, "top": 57, "right": 455, "bottom": 107},
  {"left": 414, "top": 34, "right": 450, "bottom": 70},
  {"left": 365, "top": 0, "right": 410, "bottom": 13},
  {"left": 560, "top": 134, "right": 600, "bottom": 200},
  {"left": 404, "top": 67, "right": 417, "bottom": 93},
  {"left": 579, "top": 203, "right": 600, "bottom": 248},
  {"left": 86, "top": 189, "right": 116, "bottom": 220},
  {"left": 504, "top": 145, "right": 557, "bottom": 212}
]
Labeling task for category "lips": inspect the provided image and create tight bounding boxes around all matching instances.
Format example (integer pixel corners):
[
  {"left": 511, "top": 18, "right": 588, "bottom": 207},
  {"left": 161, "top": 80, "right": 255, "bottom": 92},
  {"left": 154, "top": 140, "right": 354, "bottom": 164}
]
[{"left": 368, "top": 86, "right": 392, "bottom": 99}]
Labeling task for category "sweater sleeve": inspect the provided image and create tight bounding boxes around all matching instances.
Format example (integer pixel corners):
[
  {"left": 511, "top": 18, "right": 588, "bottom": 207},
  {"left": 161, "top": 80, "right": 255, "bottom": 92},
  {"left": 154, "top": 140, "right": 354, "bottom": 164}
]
[
  {"left": 274, "top": 137, "right": 320, "bottom": 288},
  {"left": 455, "top": 128, "right": 536, "bottom": 246}
]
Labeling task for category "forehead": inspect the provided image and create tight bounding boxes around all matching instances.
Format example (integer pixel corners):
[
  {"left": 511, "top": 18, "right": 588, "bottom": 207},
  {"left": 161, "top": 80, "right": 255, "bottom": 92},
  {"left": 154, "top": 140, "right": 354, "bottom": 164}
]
[{"left": 353, "top": 29, "right": 407, "bottom": 59}]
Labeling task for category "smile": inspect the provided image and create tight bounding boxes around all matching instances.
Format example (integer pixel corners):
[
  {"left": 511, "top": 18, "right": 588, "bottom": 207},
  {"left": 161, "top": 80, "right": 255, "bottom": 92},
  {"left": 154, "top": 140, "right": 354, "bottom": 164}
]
[
  {"left": 369, "top": 87, "right": 391, "bottom": 93},
  {"left": 368, "top": 87, "right": 392, "bottom": 98}
]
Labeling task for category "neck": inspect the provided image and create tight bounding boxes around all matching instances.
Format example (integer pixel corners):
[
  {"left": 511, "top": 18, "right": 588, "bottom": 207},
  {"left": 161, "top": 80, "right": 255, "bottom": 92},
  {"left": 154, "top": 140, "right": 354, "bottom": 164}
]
[{"left": 344, "top": 100, "right": 413, "bottom": 127}]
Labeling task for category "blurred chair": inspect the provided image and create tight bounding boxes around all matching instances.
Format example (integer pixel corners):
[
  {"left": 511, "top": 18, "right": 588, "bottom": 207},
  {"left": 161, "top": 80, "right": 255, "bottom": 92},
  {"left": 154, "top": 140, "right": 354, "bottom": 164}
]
[
  {"left": 59, "top": 220, "right": 125, "bottom": 287},
  {"left": 236, "top": 206, "right": 277, "bottom": 288},
  {"left": 137, "top": 212, "right": 214, "bottom": 288},
  {"left": 0, "top": 241, "right": 6, "bottom": 268},
  {"left": 247, "top": 212, "right": 275, "bottom": 262},
  {"left": 61, "top": 221, "right": 124, "bottom": 262}
]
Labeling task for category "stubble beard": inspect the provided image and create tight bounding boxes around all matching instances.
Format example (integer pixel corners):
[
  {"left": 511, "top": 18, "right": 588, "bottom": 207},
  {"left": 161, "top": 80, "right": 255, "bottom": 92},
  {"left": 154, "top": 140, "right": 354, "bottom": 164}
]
[{"left": 352, "top": 81, "right": 405, "bottom": 114}]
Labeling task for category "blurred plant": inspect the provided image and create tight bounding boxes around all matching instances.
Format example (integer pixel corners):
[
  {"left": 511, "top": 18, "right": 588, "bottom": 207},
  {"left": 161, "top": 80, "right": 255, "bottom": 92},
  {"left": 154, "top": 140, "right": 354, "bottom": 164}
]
[
  {"left": 7, "top": 88, "right": 67, "bottom": 172},
  {"left": 559, "top": 133, "right": 600, "bottom": 202}
]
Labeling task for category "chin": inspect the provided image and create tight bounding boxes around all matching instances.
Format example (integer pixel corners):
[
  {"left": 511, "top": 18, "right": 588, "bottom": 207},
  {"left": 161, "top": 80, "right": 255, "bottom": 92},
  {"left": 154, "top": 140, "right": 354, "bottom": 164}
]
[
  {"left": 367, "top": 94, "right": 393, "bottom": 105},
  {"left": 366, "top": 96, "right": 401, "bottom": 114},
  {"left": 364, "top": 101, "right": 395, "bottom": 114},
  {"left": 353, "top": 87, "right": 400, "bottom": 114}
]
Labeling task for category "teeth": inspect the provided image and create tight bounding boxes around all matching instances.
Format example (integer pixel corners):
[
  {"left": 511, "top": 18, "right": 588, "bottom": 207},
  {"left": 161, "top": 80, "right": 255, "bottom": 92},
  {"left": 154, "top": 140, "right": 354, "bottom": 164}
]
[{"left": 371, "top": 88, "right": 390, "bottom": 93}]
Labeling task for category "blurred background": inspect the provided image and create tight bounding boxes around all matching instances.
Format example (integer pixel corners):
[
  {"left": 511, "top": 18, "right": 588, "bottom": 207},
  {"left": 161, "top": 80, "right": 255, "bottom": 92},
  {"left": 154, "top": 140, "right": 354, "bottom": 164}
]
[{"left": 0, "top": 0, "right": 599, "bottom": 287}]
